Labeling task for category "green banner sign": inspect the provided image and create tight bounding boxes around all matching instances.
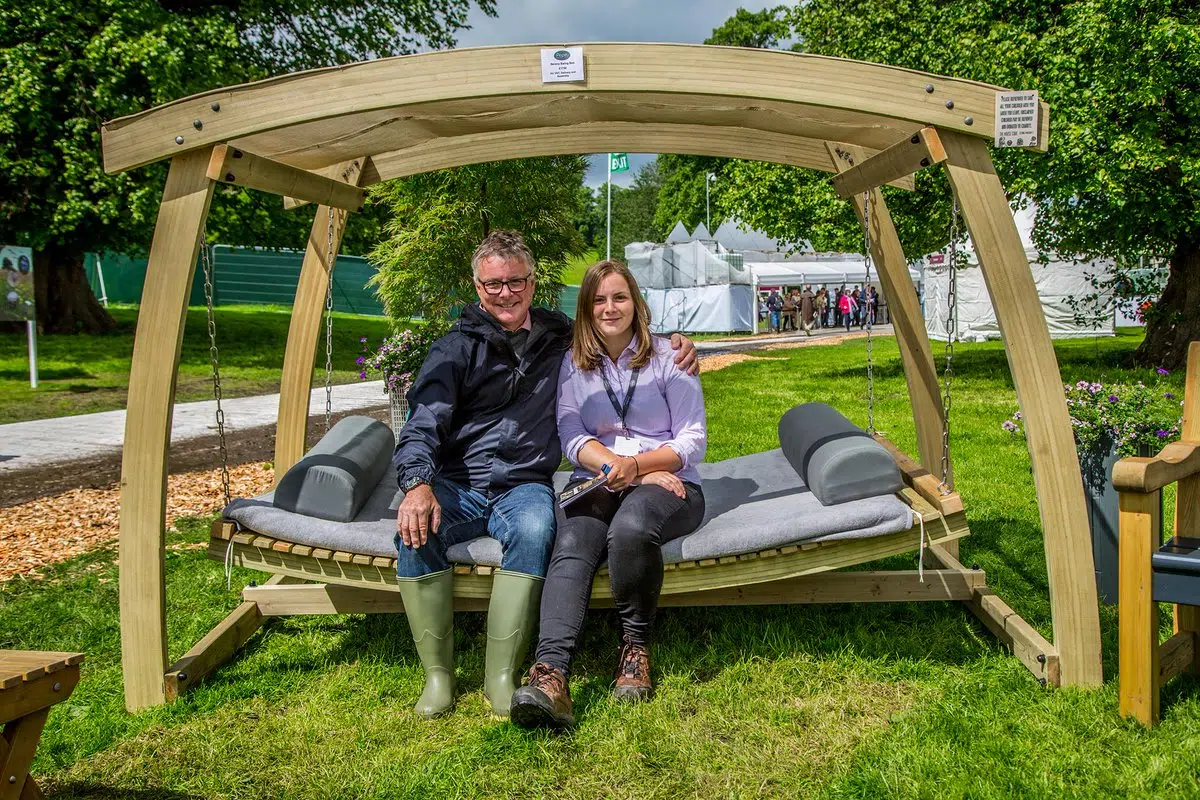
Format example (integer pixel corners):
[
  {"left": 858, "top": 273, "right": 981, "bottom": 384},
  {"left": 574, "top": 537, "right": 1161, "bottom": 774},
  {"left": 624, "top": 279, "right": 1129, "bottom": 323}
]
[{"left": 609, "top": 153, "right": 629, "bottom": 173}]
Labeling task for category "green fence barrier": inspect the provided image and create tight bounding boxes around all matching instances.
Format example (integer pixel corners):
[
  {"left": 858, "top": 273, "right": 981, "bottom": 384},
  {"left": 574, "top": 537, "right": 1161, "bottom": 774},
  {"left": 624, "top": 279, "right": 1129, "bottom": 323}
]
[
  {"left": 85, "top": 246, "right": 384, "bottom": 315},
  {"left": 84, "top": 248, "right": 580, "bottom": 320}
]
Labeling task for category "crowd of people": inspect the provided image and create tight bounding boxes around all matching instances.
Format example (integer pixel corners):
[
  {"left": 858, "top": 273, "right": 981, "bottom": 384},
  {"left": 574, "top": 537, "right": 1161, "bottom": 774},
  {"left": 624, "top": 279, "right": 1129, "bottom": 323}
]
[{"left": 762, "top": 285, "right": 880, "bottom": 334}]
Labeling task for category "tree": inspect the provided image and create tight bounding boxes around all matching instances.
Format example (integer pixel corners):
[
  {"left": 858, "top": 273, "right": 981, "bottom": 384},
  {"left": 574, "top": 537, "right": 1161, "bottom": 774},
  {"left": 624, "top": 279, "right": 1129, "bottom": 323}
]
[
  {"left": 571, "top": 184, "right": 602, "bottom": 251},
  {"left": 610, "top": 161, "right": 664, "bottom": 257},
  {"left": 705, "top": 6, "right": 792, "bottom": 49},
  {"left": 367, "top": 157, "right": 588, "bottom": 320},
  {"left": 785, "top": 0, "right": 1200, "bottom": 368},
  {"left": 0, "top": 0, "right": 494, "bottom": 332}
]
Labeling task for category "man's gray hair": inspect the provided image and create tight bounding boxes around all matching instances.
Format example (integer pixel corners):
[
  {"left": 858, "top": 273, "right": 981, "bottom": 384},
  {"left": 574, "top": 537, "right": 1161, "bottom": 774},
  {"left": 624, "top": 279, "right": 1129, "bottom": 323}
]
[{"left": 472, "top": 229, "right": 536, "bottom": 279}]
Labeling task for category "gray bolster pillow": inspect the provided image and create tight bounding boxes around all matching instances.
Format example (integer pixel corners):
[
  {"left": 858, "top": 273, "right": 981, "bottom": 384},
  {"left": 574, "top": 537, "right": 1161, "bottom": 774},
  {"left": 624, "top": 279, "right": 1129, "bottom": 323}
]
[
  {"left": 777, "top": 402, "right": 903, "bottom": 506},
  {"left": 273, "top": 416, "right": 395, "bottom": 522}
]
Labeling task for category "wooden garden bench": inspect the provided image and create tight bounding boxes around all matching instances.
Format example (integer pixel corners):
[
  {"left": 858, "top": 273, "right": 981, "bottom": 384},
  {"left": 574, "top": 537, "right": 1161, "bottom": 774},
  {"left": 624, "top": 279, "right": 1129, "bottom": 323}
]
[
  {"left": 0, "top": 650, "right": 84, "bottom": 799},
  {"left": 1116, "top": 341, "right": 1200, "bottom": 726}
]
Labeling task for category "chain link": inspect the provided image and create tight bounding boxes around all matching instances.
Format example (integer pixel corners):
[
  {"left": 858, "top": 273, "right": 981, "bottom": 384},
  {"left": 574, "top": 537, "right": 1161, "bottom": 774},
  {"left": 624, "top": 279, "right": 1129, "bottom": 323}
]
[
  {"left": 862, "top": 191, "right": 875, "bottom": 435},
  {"left": 323, "top": 207, "right": 340, "bottom": 433},
  {"left": 201, "top": 234, "right": 231, "bottom": 508},
  {"left": 938, "top": 196, "right": 960, "bottom": 495}
]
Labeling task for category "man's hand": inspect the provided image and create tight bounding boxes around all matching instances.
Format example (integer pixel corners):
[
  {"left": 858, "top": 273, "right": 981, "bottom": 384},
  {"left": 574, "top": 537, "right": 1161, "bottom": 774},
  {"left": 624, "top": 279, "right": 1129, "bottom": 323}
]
[
  {"left": 397, "top": 484, "right": 440, "bottom": 548},
  {"left": 669, "top": 332, "right": 699, "bottom": 376}
]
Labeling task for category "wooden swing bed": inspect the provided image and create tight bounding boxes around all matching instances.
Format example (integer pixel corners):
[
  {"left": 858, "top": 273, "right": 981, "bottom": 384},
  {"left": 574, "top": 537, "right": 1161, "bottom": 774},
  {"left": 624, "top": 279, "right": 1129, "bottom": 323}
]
[{"left": 100, "top": 44, "right": 1103, "bottom": 712}]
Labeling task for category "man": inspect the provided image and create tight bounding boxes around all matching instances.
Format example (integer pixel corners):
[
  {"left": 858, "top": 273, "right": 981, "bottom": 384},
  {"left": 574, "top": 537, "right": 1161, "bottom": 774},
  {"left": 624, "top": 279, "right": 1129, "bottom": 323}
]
[
  {"left": 800, "top": 285, "right": 815, "bottom": 336},
  {"left": 780, "top": 290, "right": 795, "bottom": 332},
  {"left": 765, "top": 289, "right": 783, "bottom": 333},
  {"left": 393, "top": 230, "right": 698, "bottom": 719}
]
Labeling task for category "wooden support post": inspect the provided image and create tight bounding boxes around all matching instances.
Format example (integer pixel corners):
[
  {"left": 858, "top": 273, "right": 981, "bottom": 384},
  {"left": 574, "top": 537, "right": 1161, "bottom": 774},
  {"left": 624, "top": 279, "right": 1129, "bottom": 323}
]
[
  {"left": 207, "top": 146, "right": 365, "bottom": 211},
  {"left": 0, "top": 709, "right": 49, "bottom": 800},
  {"left": 831, "top": 127, "right": 945, "bottom": 199},
  {"left": 926, "top": 543, "right": 1061, "bottom": 685},
  {"left": 274, "top": 159, "right": 366, "bottom": 480},
  {"left": 163, "top": 574, "right": 301, "bottom": 702},
  {"left": 118, "top": 150, "right": 216, "bottom": 712},
  {"left": 827, "top": 143, "right": 954, "bottom": 554},
  {"left": 941, "top": 130, "right": 1102, "bottom": 687},
  {"left": 1118, "top": 490, "right": 1162, "bottom": 725}
]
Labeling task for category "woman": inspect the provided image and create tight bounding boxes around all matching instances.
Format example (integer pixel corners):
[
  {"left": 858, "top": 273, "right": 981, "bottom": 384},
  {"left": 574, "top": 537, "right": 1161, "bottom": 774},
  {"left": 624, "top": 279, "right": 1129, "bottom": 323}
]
[
  {"left": 839, "top": 288, "right": 856, "bottom": 332},
  {"left": 510, "top": 260, "right": 707, "bottom": 728}
]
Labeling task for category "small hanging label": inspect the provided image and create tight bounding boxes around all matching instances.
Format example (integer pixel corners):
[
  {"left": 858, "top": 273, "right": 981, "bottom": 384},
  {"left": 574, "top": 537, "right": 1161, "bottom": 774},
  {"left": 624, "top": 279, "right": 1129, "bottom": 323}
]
[
  {"left": 995, "top": 90, "right": 1039, "bottom": 148},
  {"left": 541, "top": 47, "right": 585, "bottom": 83}
]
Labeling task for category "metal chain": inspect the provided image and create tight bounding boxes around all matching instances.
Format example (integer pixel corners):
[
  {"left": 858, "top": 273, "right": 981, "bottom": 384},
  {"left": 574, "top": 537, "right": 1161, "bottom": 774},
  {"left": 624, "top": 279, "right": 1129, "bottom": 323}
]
[
  {"left": 201, "top": 234, "right": 231, "bottom": 508},
  {"left": 323, "top": 207, "right": 340, "bottom": 433},
  {"left": 862, "top": 191, "right": 875, "bottom": 435},
  {"left": 938, "top": 196, "right": 960, "bottom": 495}
]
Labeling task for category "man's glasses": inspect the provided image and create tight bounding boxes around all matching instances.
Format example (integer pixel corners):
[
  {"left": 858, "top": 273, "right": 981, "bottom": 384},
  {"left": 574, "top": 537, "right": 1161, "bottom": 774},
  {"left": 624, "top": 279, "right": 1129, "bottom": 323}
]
[{"left": 477, "top": 273, "right": 532, "bottom": 295}]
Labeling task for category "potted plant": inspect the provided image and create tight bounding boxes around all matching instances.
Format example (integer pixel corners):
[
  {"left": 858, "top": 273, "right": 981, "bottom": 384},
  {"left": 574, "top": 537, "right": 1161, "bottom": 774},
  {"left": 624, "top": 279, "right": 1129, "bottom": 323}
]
[
  {"left": 359, "top": 321, "right": 447, "bottom": 441},
  {"left": 1004, "top": 371, "right": 1183, "bottom": 603}
]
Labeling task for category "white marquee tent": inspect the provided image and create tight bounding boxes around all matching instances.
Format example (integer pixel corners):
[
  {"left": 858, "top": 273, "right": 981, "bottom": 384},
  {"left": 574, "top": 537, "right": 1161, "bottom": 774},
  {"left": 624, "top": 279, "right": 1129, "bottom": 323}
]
[{"left": 922, "top": 205, "right": 1116, "bottom": 341}]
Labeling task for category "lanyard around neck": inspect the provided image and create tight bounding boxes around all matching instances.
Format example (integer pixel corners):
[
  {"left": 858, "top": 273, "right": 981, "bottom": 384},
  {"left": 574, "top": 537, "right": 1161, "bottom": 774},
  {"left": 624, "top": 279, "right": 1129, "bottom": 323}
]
[{"left": 599, "top": 364, "right": 640, "bottom": 434}]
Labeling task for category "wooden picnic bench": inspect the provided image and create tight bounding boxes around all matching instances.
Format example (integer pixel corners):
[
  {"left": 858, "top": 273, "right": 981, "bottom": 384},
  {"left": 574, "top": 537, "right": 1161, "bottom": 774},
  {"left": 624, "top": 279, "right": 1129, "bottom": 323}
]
[{"left": 0, "top": 650, "right": 84, "bottom": 799}]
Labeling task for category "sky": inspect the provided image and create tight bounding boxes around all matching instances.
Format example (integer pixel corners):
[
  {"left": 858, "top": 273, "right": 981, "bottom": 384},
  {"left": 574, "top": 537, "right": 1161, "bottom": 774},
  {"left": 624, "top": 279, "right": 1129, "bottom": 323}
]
[{"left": 450, "top": 0, "right": 780, "bottom": 187}]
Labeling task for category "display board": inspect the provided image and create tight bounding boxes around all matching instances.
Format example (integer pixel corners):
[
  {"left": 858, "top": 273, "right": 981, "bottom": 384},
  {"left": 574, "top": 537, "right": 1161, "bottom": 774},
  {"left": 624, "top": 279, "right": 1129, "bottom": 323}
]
[{"left": 1, "top": 245, "right": 35, "bottom": 322}]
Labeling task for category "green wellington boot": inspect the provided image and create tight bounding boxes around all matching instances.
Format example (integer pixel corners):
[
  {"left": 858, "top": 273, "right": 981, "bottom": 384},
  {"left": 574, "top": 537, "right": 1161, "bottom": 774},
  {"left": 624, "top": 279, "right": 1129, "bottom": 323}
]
[
  {"left": 484, "top": 570, "right": 544, "bottom": 717},
  {"left": 397, "top": 569, "right": 456, "bottom": 718}
]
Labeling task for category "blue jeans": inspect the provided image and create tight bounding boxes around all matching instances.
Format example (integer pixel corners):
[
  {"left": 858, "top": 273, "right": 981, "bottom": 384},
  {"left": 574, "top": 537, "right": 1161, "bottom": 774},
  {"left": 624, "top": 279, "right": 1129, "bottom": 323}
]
[
  {"left": 769, "top": 311, "right": 781, "bottom": 331},
  {"left": 395, "top": 479, "right": 556, "bottom": 578}
]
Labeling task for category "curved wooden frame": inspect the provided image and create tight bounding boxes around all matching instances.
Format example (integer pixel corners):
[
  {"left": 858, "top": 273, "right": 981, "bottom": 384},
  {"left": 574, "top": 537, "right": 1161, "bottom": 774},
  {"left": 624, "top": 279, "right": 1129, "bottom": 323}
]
[{"left": 103, "top": 44, "right": 1097, "bottom": 711}]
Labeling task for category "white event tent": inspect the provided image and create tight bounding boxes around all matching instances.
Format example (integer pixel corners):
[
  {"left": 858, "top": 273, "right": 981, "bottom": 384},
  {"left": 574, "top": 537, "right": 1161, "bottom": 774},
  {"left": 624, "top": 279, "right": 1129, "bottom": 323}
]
[{"left": 922, "top": 205, "right": 1116, "bottom": 341}]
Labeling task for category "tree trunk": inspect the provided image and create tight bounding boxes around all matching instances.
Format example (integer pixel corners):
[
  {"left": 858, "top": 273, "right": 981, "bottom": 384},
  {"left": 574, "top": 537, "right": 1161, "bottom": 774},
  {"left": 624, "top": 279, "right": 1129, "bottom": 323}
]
[
  {"left": 33, "top": 244, "right": 117, "bottom": 334},
  {"left": 1137, "top": 235, "right": 1200, "bottom": 371}
]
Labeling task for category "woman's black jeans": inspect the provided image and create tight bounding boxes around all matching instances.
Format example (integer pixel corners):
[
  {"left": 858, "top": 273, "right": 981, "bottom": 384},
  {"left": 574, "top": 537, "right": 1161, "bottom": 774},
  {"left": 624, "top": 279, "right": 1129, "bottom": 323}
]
[{"left": 535, "top": 481, "right": 705, "bottom": 676}]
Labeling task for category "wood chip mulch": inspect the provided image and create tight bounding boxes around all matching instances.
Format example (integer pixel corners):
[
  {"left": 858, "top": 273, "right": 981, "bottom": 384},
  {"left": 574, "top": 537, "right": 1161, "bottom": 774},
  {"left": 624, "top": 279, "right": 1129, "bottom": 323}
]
[{"left": 0, "top": 463, "right": 275, "bottom": 583}]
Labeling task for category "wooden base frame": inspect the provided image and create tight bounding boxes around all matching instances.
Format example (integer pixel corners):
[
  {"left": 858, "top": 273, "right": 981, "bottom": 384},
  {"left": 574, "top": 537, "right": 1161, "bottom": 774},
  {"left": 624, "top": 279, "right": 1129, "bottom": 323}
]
[{"left": 104, "top": 45, "right": 1101, "bottom": 711}]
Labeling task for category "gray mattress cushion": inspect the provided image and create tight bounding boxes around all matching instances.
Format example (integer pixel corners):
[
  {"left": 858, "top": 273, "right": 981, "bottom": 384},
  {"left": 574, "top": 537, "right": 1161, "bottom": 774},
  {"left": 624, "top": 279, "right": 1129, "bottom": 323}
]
[
  {"left": 225, "top": 449, "right": 915, "bottom": 567},
  {"left": 273, "top": 416, "right": 395, "bottom": 522},
  {"left": 778, "top": 402, "right": 904, "bottom": 506}
]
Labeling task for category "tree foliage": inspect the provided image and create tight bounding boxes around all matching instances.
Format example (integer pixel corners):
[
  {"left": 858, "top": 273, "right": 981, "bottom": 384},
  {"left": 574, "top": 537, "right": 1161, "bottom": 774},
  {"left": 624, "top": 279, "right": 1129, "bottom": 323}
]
[
  {"left": 608, "top": 161, "right": 665, "bottom": 257},
  {"left": 367, "top": 157, "right": 588, "bottom": 320},
  {"left": 783, "top": 0, "right": 1200, "bottom": 367},
  {"left": 0, "top": 0, "right": 493, "bottom": 331}
]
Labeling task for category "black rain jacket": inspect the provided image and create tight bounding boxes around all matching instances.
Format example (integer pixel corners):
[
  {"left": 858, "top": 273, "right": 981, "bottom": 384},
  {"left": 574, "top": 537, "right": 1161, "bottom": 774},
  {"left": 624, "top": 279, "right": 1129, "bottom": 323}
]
[{"left": 393, "top": 303, "right": 572, "bottom": 497}]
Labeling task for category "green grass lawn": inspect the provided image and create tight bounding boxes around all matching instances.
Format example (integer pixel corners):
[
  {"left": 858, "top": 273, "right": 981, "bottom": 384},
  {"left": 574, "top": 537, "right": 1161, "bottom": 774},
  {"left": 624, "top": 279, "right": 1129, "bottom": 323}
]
[
  {"left": 4, "top": 328, "right": 1199, "bottom": 798},
  {"left": 563, "top": 249, "right": 600, "bottom": 285},
  {"left": 0, "top": 305, "right": 398, "bottom": 424}
]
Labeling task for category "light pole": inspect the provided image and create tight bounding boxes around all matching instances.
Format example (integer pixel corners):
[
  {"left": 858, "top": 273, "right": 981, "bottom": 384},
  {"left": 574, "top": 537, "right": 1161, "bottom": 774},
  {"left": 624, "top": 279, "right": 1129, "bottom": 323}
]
[
  {"left": 705, "top": 172, "right": 716, "bottom": 231},
  {"left": 606, "top": 154, "right": 613, "bottom": 260}
]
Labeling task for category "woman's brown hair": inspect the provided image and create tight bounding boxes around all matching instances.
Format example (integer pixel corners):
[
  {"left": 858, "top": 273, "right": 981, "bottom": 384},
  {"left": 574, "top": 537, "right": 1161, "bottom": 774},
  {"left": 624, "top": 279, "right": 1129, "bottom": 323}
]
[{"left": 571, "top": 260, "right": 654, "bottom": 371}]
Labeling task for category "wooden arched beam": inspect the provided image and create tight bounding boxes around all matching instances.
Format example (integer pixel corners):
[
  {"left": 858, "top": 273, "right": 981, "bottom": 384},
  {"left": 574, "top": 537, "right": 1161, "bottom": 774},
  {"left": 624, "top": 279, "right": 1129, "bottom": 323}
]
[
  {"left": 362, "top": 123, "right": 913, "bottom": 189},
  {"left": 118, "top": 150, "right": 216, "bottom": 711},
  {"left": 941, "top": 131, "right": 1102, "bottom": 687},
  {"left": 100, "top": 44, "right": 1048, "bottom": 175},
  {"left": 274, "top": 160, "right": 366, "bottom": 479}
]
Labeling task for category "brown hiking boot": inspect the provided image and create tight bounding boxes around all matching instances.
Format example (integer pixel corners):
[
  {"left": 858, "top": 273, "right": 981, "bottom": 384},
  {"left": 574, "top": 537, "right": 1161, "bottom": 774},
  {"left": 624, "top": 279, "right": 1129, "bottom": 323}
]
[
  {"left": 613, "top": 635, "right": 652, "bottom": 702},
  {"left": 510, "top": 662, "right": 574, "bottom": 729}
]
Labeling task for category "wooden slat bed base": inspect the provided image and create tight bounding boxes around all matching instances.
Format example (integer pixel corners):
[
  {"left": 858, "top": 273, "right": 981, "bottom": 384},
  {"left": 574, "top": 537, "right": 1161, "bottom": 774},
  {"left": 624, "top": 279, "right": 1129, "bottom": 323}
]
[
  {"left": 209, "top": 510, "right": 970, "bottom": 601},
  {"left": 241, "top": 567, "right": 987, "bottom": 616}
]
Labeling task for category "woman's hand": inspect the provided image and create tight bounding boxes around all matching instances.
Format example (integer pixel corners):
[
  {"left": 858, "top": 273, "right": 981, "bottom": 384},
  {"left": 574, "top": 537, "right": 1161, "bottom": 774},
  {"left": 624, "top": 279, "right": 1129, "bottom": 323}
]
[
  {"left": 639, "top": 470, "right": 686, "bottom": 499},
  {"left": 604, "top": 455, "right": 639, "bottom": 491}
]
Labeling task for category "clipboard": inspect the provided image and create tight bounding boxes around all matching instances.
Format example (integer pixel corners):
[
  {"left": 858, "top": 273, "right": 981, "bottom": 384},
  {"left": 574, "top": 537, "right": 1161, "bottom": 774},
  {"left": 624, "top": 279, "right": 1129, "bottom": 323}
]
[{"left": 558, "top": 464, "right": 611, "bottom": 509}]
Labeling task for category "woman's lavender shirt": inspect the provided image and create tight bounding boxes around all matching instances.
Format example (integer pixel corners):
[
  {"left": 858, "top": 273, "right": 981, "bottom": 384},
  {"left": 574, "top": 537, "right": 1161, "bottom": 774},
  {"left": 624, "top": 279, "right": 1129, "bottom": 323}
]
[{"left": 557, "top": 335, "right": 707, "bottom": 484}]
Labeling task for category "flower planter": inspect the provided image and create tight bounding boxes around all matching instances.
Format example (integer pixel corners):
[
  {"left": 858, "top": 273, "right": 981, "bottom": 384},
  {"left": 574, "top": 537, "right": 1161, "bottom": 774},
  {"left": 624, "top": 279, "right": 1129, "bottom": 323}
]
[{"left": 1081, "top": 437, "right": 1153, "bottom": 605}]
